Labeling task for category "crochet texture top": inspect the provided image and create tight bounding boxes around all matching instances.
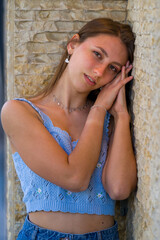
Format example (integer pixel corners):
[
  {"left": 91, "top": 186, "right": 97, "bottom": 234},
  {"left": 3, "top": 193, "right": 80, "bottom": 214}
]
[{"left": 12, "top": 98, "right": 115, "bottom": 215}]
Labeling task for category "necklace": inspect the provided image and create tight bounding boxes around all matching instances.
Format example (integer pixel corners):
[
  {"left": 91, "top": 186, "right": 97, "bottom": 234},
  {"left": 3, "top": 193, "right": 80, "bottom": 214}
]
[{"left": 53, "top": 94, "right": 90, "bottom": 113}]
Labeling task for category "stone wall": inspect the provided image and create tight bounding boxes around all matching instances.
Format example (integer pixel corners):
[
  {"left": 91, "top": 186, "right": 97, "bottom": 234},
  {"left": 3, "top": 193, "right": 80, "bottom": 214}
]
[
  {"left": 6, "top": 1, "right": 128, "bottom": 239},
  {"left": 5, "top": 0, "right": 160, "bottom": 239},
  {"left": 126, "top": 0, "right": 160, "bottom": 239},
  {"left": 14, "top": 0, "right": 127, "bottom": 97}
]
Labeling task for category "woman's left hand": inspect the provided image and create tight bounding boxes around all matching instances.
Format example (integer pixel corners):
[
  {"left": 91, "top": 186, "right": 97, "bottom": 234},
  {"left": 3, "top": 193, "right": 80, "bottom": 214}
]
[{"left": 109, "top": 61, "right": 133, "bottom": 119}]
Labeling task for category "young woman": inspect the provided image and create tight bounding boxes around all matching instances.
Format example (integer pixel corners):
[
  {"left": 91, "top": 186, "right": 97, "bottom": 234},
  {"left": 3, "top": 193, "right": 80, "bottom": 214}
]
[{"left": 1, "top": 18, "right": 137, "bottom": 240}]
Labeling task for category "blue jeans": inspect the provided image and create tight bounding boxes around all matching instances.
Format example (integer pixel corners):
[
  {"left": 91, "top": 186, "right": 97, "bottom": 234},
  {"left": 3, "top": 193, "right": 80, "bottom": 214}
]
[{"left": 17, "top": 215, "right": 119, "bottom": 240}]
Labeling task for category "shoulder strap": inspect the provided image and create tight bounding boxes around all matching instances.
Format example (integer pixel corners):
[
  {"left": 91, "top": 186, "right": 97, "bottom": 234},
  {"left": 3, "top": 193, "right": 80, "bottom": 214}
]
[
  {"left": 104, "top": 111, "right": 111, "bottom": 136},
  {"left": 14, "top": 98, "right": 46, "bottom": 123}
]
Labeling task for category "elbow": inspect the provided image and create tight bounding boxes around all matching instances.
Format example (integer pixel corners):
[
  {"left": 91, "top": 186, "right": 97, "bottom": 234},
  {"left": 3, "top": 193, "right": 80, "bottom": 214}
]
[
  {"left": 103, "top": 175, "right": 137, "bottom": 201},
  {"left": 105, "top": 181, "right": 137, "bottom": 200},
  {"left": 66, "top": 175, "right": 89, "bottom": 192},
  {"left": 108, "top": 186, "right": 131, "bottom": 200}
]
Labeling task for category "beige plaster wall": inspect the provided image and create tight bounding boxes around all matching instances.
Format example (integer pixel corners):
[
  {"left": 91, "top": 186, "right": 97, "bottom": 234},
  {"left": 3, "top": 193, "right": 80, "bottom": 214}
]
[
  {"left": 6, "top": 1, "right": 128, "bottom": 239},
  {"left": 126, "top": 0, "right": 160, "bottom": 239}
]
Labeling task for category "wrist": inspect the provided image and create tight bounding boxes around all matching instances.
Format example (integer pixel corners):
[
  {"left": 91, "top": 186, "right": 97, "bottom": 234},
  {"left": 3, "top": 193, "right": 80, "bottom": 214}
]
[
  {"left": 114, "top": 112, "right": 131, "bottom": 124},
  {"left": 90, "top": 105, "right": 106, "bottom": 113},
  {"left": 88, "top": 104, "right": 106, "bottom": 125}
]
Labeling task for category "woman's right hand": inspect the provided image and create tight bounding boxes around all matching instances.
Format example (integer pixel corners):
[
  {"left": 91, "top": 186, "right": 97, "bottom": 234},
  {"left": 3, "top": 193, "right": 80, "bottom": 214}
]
[{"left": 94, "top": 64, "right": 133, "bottom": 111}]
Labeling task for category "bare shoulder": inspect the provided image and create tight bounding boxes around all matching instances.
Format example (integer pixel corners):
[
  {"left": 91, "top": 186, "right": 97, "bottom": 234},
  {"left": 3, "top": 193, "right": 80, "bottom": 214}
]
[{"left": 1, "top": 99, "right": 40, "bottom": 135}]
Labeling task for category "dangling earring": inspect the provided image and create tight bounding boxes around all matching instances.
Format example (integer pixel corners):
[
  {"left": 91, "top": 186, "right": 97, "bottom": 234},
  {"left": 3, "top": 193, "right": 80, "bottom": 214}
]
[{"left": 65, "top": 55, "right": 70, "bottom": 63}]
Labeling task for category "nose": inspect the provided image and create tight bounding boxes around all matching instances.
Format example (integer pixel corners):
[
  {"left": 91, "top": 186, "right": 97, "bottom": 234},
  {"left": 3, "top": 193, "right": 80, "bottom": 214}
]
[{"left": 93, "top": 64, "right": 106, "bottom": 77}]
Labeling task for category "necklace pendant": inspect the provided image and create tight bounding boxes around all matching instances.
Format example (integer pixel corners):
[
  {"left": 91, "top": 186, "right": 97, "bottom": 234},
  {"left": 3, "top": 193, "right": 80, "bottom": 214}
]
[{"left": 53, "top": 94, "right": 89, "bottom": 112}]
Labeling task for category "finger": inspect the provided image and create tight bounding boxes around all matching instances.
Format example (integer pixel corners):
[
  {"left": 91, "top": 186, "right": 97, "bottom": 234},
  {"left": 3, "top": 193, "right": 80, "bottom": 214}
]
[
  {"left": 120, "top": 85, "right": 126, "bottom": 101},
  {"left": 121, "top": 75, "right": 133, "bottom": 86},
  {"left": 121, "top": 66, "right": 126, "bottom": 80},
  {"left": 113, "top": 73, "right": 121, "bottom": 84},
  {"left": 125, "top": 64, "right": 133, "bottom": 75},
  {"left": 115, "top": 75, "right": 133, "bottom": 92},
  {"left": 111, "top": 66, "right": 129, "bottom": 86},
  {"left": 115, "top": 86, "right": 126, "bottom": 106},
  {"left": 126, "top": 61, "right": 130, "bottom": 68},
  {"left": 118, "top": 85, "right": 128, "bottom": 108},
  {"left": 107, "top": 64, "right": 133, "bottom": 88}
]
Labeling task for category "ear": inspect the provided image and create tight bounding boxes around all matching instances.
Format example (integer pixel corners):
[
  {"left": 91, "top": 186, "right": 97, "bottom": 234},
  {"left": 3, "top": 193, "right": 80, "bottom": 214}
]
[{"left": 67, "top": 34, "right": 80, "bottom": 55}]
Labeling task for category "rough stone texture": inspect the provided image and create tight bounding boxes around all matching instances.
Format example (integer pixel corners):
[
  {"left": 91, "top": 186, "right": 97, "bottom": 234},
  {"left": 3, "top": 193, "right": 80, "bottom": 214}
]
[
  {"left": 126, "top": 0, "right": 160, "bottom": 239},
  {"left": 6, "top": 0, "right": 160, "bottom": 239}
]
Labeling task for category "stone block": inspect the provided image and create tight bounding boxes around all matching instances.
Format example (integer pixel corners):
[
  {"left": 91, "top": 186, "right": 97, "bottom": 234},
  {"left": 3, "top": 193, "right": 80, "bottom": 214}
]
[
  {"left": 15, "top": 43, "right": 28, "bottom": 55},
  {"left": 40, "top": 1, "right": 68, "bottom": 10},
  {"left": 65, "top": 1, "right": 103, "bottom": 10},
  {"left": 73, "top": 21, "right": 88, "bottom": 32},
  {"left": 33, "top": 32, "right": 68, "bottom": 43},
  {"left": 15, "top": 63, "right": 55, "bottom": 75},
  {"left": 43, "top": 22, "right": 58, "bottom": 31},
  {"left": 15, "top": 74, "right": 53, "bottom": 97},
  {"left": 15, "top": 55, "right": 28, "bottom": 64},
  {"left": 83, "top": 1, "right": 103, "bottom": 10},
  {"left": 55, "top": 21, "right": 75, "bottom": 32},
  {"left": 15, "top": 0, "right": 42, "bottom": 10},
  {"left": 85, "top": 10, "right": 126, "bottom": 22},
  {"left": 15, "top": 0, "right": 61, "bottom": 10},
  {"left": 59, "top": 10, "right": 85, "bottom": 21},
  {"left": 109, "top": 10, "right": 126, "bottom": 21},
  {"left": 27, "top": 53, "right": 62, "bottom": 64},
  {"left": 26, "top": 42, "right": 63, "bottom": 54},
  {"left": 35, "top": 10, "right": 60, "bottom": 21},
  {"left": 15, "top": 31, "right": 35, "bottom": 43},
  {"left": 15, "top": 10, "right": 35, "bottom": 20},
  {"left": 15, "top": 21, "right": 44, "bottom": 32},
  {"left": 103, "top": 1, "right": 127, "bottom": 10}
]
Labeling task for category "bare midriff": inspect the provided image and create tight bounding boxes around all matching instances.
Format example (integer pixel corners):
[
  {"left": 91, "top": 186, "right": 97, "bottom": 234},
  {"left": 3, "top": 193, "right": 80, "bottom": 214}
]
[{"left": 29, "top": 211, "right": 114, "bottom": 234}]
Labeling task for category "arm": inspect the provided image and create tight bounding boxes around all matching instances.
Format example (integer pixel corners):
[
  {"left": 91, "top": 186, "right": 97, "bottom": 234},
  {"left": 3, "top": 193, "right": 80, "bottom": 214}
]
[
  {"left": 102, "top": 65, "right": 137, "bottom": 200},
  {"left": 1, "top": 66, "right": 133, "bottom": 193},
  {"left": 102, "top": 114, "right": 137, "bottom": 200},
  {"left": 1, "top": 100, "right": 106, "bottom": 192}
]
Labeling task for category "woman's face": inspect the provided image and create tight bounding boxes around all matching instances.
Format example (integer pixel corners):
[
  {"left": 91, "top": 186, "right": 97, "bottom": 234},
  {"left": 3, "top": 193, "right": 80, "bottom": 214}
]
[{"left": 67, "top": 34, "right": 128, "bottom": 94}]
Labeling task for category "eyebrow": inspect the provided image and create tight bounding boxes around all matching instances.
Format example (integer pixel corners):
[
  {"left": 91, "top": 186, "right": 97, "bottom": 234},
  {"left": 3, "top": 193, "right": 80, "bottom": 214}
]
[{"left": 96, "top": 46, "right": 123, "bottom": 68}]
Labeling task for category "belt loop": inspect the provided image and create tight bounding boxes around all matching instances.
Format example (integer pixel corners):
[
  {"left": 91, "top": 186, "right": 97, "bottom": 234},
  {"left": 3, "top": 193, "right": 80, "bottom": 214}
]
[
  {"left": 97, "top": 231, "right": 102, "bottom": 240},
  {"left": 31, "top": 226, "right": 38, "bottom": 240}
]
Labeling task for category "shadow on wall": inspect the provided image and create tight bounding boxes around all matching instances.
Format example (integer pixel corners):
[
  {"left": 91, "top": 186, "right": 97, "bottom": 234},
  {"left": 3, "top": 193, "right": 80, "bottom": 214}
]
[{"left": 0, "top": 0, "right": 6, "bottom": 239}]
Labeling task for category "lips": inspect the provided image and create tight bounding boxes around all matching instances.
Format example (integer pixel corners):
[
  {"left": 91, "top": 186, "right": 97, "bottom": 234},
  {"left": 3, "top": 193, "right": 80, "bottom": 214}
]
[{"left": 84, "top": 74, "right": 96, "bottom": 86}]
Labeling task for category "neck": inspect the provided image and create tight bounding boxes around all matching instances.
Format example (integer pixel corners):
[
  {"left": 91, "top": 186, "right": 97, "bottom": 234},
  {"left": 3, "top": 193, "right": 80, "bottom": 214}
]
[{"left": 51, "top": 72, "right": 89, "bottom": 112}]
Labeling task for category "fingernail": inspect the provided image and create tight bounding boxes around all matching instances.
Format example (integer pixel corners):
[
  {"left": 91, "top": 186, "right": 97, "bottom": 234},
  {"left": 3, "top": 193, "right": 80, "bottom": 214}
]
[{"left": 126, "top": 64, "right": 132, "bottom": 69}]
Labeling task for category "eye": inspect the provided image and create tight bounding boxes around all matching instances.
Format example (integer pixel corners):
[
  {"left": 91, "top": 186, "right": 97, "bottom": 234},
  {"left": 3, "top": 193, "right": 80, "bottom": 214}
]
[
  {"left": 109, "top": 65, "right": 118, "bottom": 73},
  {"left": 93, "top": 51, "right": 102, "bottom": 59}
]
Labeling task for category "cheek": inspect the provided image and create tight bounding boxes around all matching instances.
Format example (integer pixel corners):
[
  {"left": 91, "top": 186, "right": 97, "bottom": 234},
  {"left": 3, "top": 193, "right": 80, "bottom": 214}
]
[
  {"left": 84, "top": 57, "right": 95, "bottom": 71},
  {"left": 102, "top": 70, "right": 116, "bottom": 85},
  {"left": 76, "top": 53, "right": 95, "bottom": 72}
]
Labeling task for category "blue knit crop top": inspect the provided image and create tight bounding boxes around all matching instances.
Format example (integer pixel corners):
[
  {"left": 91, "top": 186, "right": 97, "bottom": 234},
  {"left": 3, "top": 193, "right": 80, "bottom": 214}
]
[{"left": 12, "top": 98, "right": 115, "bottom": 215}]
